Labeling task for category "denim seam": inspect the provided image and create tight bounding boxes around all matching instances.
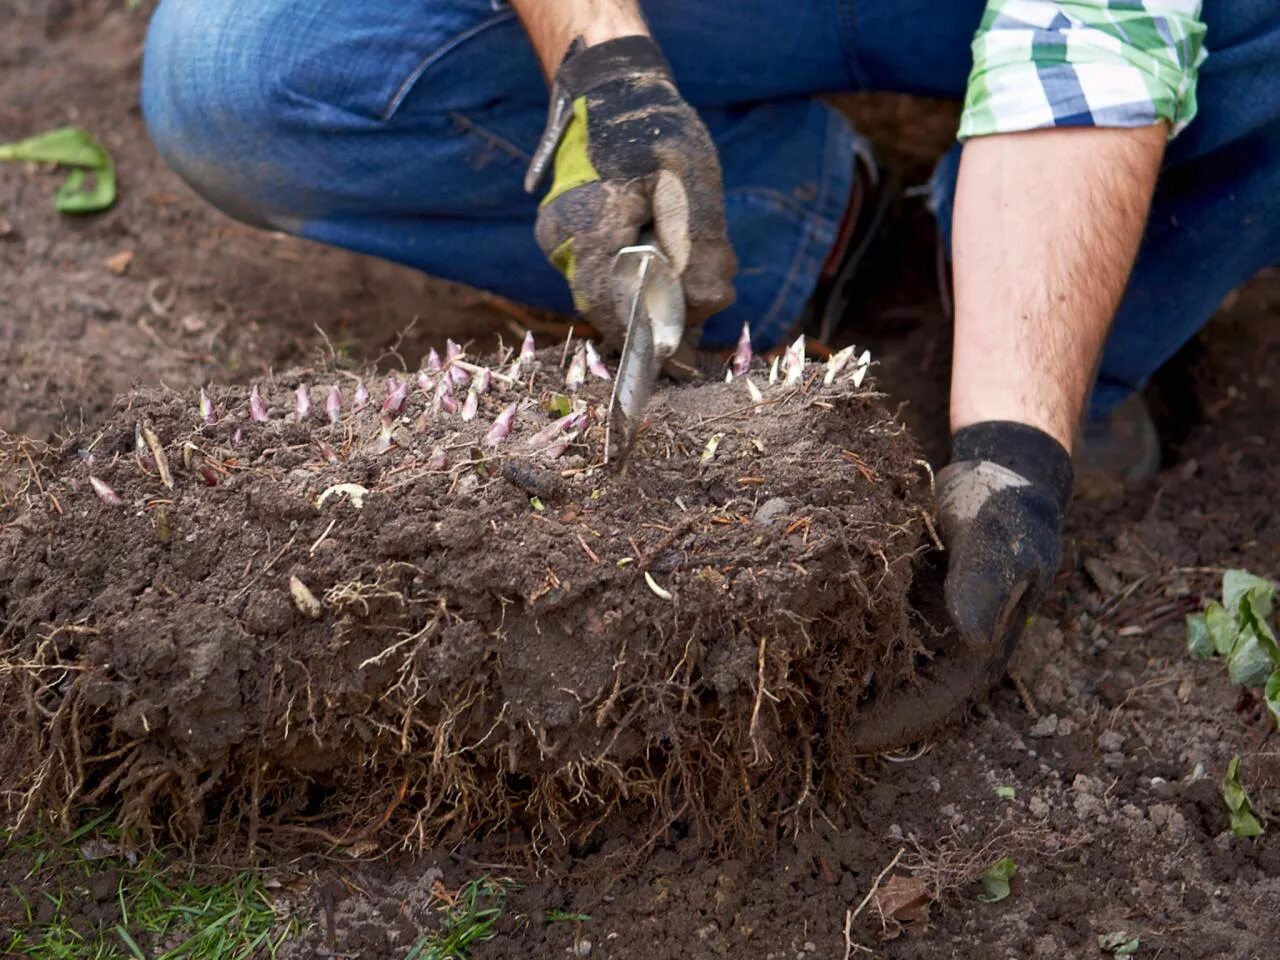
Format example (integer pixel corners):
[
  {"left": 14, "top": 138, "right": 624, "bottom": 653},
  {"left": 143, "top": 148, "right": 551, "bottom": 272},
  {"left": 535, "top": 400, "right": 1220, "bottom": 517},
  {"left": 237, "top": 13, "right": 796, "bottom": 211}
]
[
  {"left": 382, "top": 8, "right": 520, "bottom": 120},
  {"left": 449, "top": 111, "right": 531, "bottom": 164},
  {"left": 835, "top": 0, "right": 869, "bottom": 91}
]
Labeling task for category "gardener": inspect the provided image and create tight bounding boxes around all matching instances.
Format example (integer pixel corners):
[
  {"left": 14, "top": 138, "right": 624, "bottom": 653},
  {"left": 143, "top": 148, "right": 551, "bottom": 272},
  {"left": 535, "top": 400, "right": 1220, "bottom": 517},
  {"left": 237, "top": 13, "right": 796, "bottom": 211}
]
[{"left": 139, "top": 1, "right": 1278, "bottom": 737}]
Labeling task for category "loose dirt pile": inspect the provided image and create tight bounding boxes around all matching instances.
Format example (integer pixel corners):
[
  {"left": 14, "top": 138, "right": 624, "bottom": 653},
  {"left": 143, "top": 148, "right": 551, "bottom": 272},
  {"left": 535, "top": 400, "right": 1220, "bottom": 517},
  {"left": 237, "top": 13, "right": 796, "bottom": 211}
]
[{"left": 0, "top": 345, "right": 932, "bottom": 850}]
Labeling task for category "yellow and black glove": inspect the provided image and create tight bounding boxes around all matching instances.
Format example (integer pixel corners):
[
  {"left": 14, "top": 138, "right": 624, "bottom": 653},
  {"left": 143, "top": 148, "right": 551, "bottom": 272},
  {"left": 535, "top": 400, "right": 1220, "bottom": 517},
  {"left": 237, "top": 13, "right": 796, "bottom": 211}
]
[{"left": 526, "top": 35, "right": 737, "bottom": 346}]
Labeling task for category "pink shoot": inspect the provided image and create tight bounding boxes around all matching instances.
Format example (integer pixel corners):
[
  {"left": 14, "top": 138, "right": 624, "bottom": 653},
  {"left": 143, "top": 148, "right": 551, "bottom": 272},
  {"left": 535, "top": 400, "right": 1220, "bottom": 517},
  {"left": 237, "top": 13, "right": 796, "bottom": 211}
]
[
  {"left": 543, "top": 431, "right": 580, "bottom": 459},
  {"left": 584, "top": 341, "right": 611, "bottom": 381},
  {"left": 232, "top": 428, "right": 244, "bottom": 446},
  {"left": 376, "top": 413, "right": 397, "bottom": 454},
  {"left": 417, "top": 370, "right": 435, "bottom": 395},
  {"left": 461, "top": 388, "right": 479, "bottom": 421},
  {"left": 447, "top": 363, "right": 471, "bottom": 387},
  {"left": 732, "top": 323, "right": 753, "bottom": 377},
  {"left": 199, "top": 387, "right": 217, "bottom": 426},
  {"left": 768, "top": 356, "right": 780, "bottom": 385},
  {"left": 485, "top": 402, "right": 518, "bottom": 446},
  {"left": 526, "top": 410, "right": 588, "bottom": 449},
  {"left": 425, "top": 348, "right": 443, "bottom": 373},
  {"left": 446, "top": 339, "right": 463, "bottom": 362},
  {"left": 520, "top": 330, "right": 536, "bottom": 363},
  {"left": 745, "top": 377, "right": 763, "bottom": 403},
  {"left": 824, "top": 345, "right": 856, "bottom": 385},
  {"left": 249, "top": 385, "right": 270, "bottom": 422},
  {"left": 565, "top": 345, "right": 587, "bottom": 393},
  {"left": 474, "top": 367, "right": 493, "bottom": 395},
  {"left": 90, "top": 476, "right": 124, "bottom": 506},
  {"left": 383, "top": 376, "right": 408, "bottom": 416},
  {"left": 295, "top": 385, "right": 311, "bottom": 422},
  {"left": 783, "top": 334, "right": 806, "bottom": 386},
  {"left": 353, "top": 380, "right": 370, "bottom": 412},
  {"left": 433, "top": 375, "right": 458, "bottom": 414},
  {"left": 325, "top": 385, "right": 342, "bottom": 424}
]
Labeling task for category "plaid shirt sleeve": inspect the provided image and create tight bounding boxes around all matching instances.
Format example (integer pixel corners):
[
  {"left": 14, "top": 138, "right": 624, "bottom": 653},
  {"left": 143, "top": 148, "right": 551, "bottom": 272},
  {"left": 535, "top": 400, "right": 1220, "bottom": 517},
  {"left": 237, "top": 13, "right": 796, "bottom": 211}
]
[{"left": 959, "top": 0, "right": 1208, "bottom": 141}]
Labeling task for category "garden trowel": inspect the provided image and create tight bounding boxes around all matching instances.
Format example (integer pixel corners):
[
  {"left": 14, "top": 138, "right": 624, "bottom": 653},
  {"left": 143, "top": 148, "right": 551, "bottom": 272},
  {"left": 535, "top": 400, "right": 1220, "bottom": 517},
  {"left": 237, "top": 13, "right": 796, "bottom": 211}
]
[{"left": 605, "top": 239, "right": 686, "bottom": 469}]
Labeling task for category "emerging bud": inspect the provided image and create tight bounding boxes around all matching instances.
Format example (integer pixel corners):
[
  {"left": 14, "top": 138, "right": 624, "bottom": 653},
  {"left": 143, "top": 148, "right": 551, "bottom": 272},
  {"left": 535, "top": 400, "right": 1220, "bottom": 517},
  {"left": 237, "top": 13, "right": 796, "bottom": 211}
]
[
  {"left": 745, "top": 377, "right": 763, "bottom": 404},
  {"left": 485, "top": 402, "right": 519, "bottom": 446},
  {"left": 90, "top": 476, "right": 124, "bottom": 506},
  {"left": 446, "top": 339, "right": 464, "bottom": 362},
  {"left": 417, "top": 370, "right": 435, "bottom": 395},
  {"left": 425, "top": 348, "right": 443, "bottom": 373},
  {"left": 473, "top": 367, "right": 493, "bottom": 395},
  {"left": 199, "top": 387, "right": 217, "bottom": 426},
  {"left": 824, "top": 345, "right": 857, "bottom": 385},
  {"left": 848, "top": 349, "right": 872, "bottom": 388},
  {"left": 353, "top": 380, "right": 370, "bottom": 412},
  {"left": 376, "top": 413, "right": 397, "bottom": 454},
  {"left": 526, "top": 410, "right": 588, "bottom": 449},
  {"left": 783, "top": 335, "right": 806, "bottom": 387},
  {"left": 433, "top": 375, "right": 458, "bottom": 415},
  {"left": 584, "top": 341, "right": 611, "bottom": 381},
  {"left": 249, "top": 385, "right": 270, "bottom": 422},
  {"left": 295, "top": 384, "right": 311, "bottom": 422},
  {"left": 289, "top": 575, "right": 322, "bottom": 620},
  {"left": 383, "top": 376, "right": 408, "bottom": 416},
  {"left": 520, "top": 330, "right": 536, "bottom": 364},
  {"left": 768, "top": 356, "right": 780, "bottom": 385},
  {"left": 565, "top": 345, "right": 587, "bottom": 393},
  {"left": 461, "top": 388, "right": 479, "bottom": 421},
  {"left": 732, "top": 322, "right": 753, "bottom": 378},
  {"left": 325, "top": 384, "right": 342, "bottom": 424}
]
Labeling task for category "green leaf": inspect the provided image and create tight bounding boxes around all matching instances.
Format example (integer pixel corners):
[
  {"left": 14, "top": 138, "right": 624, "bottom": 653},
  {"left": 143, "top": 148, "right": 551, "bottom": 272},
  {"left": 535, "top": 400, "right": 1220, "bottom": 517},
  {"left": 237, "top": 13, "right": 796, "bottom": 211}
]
[
  {"left": 995, "top": 786, "right": 1016, "bottom": 800},
  {"left": 1221, "top": 755, "right": 1265, "bottom": 838},
  {"left": 1223, "top": 569, "right": 1275, "bottom": 620},
  {"left": 1227, "top": 624, "right": 1277, "bottom": 688},
  {"left": 977, "top": 857, "right": 1016, "bottom": 903},
  {"left": 1186, "top": 612, "right": 1213, "bottom": 659},
  {"left": 0, "top": 126, "right": 116, "bottom": 213},
  {"left": 1099, "top": 932, "right": 1141, "bottom": 955},
  {"left": 1265, "top": 671, "right": 1280, "bottom": 727},
  {"left": 542, "top": 393, "right": 573, "bottom": 417},
  {"left": 1204, "top": 601, "right": 1239, "bottom": 657}
]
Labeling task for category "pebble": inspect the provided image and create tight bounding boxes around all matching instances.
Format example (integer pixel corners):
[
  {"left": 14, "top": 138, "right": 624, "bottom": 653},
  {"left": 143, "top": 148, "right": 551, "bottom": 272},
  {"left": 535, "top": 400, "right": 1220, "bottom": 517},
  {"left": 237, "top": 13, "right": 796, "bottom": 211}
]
[
  {"left": 1029, "top": 714, "right": 1059, "bottom": 738},
  {"left": 753, "top": 497, "right": 790, "bottom": 526},
  {"left": 1097, "top": 729, "right": 1125, "bottom": 752},
  {"left": 566, "top": 938, "right": 592, "bottom": 957}
]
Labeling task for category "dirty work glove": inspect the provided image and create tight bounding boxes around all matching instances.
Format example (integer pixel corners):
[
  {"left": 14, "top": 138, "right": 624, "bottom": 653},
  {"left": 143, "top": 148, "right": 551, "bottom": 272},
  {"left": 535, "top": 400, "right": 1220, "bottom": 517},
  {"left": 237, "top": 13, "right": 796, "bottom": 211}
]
[
  {"left": 936, "top": 421, "right": 1073, "bottom": 686},
  {"left": 526, "top": 35, "right": 737, "bottom": 346},
  {"left": 844, "top": 422, "right": 1072, "bottom": 754}
]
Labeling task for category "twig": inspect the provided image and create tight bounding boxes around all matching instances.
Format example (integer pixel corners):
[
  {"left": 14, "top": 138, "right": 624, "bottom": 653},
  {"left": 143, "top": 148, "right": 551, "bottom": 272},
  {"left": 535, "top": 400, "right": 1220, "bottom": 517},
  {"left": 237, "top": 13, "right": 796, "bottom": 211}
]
[{"left": 843, "top": 846, "right": 906, "bottom": 959}]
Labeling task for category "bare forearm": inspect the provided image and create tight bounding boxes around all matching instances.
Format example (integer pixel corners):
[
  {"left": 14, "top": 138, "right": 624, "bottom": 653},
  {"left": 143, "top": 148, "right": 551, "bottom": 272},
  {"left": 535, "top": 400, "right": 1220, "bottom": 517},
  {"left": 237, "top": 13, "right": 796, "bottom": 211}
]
[
  {"left": 950, "top": 125, "right": 1166, "bottom": 451},
  {"left": 512, "top": 0, "right": 649, "bottom": 76}
]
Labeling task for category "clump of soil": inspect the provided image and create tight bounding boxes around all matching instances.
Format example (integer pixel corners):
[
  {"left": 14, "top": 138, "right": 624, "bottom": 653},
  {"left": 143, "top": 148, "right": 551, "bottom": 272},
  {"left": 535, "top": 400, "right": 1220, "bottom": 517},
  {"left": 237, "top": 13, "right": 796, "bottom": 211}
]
[{"left": 0, "top": 347, "right": 930, "bottom": 849}]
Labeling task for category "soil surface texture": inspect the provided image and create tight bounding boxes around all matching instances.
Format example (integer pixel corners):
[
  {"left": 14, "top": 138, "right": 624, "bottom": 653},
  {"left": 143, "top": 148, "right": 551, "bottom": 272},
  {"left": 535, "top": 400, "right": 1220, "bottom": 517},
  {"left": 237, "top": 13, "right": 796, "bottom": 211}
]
[
  {"left": 2, "top": 352, "right": 929, "bottom": 854},
  {"left": 3, "top": 3, "right": 1280, "bottom": 960}
]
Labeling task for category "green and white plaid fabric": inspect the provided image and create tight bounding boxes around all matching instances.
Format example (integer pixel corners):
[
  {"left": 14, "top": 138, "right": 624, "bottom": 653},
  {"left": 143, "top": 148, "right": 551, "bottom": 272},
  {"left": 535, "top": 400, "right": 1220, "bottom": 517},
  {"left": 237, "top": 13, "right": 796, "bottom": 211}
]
[{"left": 959, "top": 0, "right": 1208, "bottom": 140}]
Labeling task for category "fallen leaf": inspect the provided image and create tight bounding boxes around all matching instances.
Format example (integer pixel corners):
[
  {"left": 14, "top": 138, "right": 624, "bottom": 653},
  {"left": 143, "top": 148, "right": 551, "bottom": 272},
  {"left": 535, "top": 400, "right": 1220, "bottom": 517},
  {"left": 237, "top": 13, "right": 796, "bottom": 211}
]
[
  {"left": 977, "top": 857, "right": 1016, "bottom": 903},
  {"left": 105, "top": 249, "right": 134, "bottom": 275},
  {"left": 871, "top": 873, "right": 931, "bottom": 939}
]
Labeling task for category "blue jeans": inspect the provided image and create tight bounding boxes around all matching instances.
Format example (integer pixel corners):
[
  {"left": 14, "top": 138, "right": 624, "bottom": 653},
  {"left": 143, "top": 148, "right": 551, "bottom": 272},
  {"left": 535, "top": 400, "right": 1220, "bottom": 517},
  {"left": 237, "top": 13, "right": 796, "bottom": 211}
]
[{"left": 141, "top": 0, "right": 1280, "bottom": 420}]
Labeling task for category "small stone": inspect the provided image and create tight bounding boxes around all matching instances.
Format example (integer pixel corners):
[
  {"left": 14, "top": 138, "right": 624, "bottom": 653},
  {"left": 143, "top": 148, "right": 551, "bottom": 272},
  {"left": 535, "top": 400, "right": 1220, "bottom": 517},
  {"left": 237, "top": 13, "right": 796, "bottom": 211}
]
[
  {"left": 753, "top": 497, "right": 790, "bottom": 526},
  {"left": 1097, "top": 729, "right": 1125, "bottom": 752},
  {"left": 1029, "top": 714, "right": 1059, "bottom": 738},
  {"left": 566, "top": 938, "right": 592, "bottom": 957},
  {"left": 1028, "top": 796, "right": 1050, "bottom": 818},
  {"left": 886, "top": 823, "right": 903, "bottom": 840}
]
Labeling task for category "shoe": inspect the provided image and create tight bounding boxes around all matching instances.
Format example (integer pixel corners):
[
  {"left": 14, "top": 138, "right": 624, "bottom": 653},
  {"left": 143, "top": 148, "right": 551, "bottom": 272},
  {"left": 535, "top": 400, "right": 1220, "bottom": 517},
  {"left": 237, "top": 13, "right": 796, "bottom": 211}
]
[
  {"left": 1076, "top": 393, "right": 1162, "bottom": 487},
  {"left": 802, "top": 132, "right": 896, "bottom": 345}
]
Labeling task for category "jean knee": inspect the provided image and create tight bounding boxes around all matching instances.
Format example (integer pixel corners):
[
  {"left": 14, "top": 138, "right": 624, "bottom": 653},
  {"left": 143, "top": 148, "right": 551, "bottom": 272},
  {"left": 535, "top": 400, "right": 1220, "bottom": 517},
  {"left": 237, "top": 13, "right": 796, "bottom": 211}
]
[{"left": 142, "top": 0, "right": 291, "bottom": 225}]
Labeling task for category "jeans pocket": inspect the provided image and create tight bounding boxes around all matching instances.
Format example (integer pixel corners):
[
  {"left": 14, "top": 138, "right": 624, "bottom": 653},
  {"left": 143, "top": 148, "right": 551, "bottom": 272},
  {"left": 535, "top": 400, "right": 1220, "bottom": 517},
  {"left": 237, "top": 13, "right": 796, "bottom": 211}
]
[{"left": 381, "top": 1, "right": 524, "bottom": 121}]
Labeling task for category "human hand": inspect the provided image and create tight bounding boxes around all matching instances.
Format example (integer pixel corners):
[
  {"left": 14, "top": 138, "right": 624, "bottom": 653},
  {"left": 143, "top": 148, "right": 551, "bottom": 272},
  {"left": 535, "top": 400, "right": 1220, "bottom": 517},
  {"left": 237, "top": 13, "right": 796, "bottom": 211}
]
[
  {"left": 846, "top": 422, "right": 1072, "bottom": 753},
  {"left": 526, "top": 35, "right": 736, "bottom": 347}
]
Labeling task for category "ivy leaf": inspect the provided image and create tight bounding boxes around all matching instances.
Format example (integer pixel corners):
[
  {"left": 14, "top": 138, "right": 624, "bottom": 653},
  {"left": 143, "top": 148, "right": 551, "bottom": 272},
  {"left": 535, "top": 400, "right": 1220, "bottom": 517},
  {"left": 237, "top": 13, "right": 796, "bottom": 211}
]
[
  {"left": 1099, "top": 932, "right": 1141, "bottom": 955},
  {"left": 1266, "top": 671, "right": 1280, "bottom": 727},
  {"left": 0, "top": 127, "right": 117, "bottom": 213},
  {"left": 1221, "top": 755, "right": 1264, "bottom": 838},
  {"left": 1227, "top": 624, "right": 1276, "bottom": 688},
  {"left": 1186, "top": 612, "right": 1213, "bottom": 659},
  {"left": 1223, "top": 569, "right": 1275, "bottom": 621},
  {"left": 977, "top": 857, "right": 1016, "bottom": 903},
  {"left": 1204, "top": 601, "right": 1239, "bottom": 658}
]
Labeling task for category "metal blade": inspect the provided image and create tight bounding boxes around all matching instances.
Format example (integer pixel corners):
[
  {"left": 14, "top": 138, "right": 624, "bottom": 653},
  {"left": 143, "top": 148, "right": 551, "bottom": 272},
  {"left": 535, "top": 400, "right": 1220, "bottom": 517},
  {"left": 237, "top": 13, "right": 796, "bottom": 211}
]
[{"left": 605, "top": 243, "right": 685, "bottom": 468}]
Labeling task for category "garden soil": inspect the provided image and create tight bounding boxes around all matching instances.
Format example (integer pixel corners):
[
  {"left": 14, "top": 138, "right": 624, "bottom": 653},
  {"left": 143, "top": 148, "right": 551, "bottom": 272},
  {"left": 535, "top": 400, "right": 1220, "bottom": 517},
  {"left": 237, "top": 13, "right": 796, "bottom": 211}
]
[{"left": 4, "top": 3, "right": 1280, "bottom": 959}]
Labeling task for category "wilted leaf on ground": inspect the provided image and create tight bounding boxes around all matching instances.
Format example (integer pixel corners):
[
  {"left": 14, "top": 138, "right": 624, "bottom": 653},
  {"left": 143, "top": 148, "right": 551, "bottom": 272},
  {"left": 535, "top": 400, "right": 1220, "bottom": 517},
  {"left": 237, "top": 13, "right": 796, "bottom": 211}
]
[
  {"left": 871, "top": 873, "right": 931, "bottom": 940},
  {"left": 1227, "top": 624, "right": 1277, "bottom": 688},
  {"left": 1185, "top": 612, "right": 1212, "bottom": 659},
  {"left": 0, "top": 126, "right": 117, "bottom": 213},
  {"left": 1223, "top": 569, "right": 1275, "bottom": 620},
  {"left": 1221, "top": 755, "right": 1264, "bottom": 838},
  {"left": 977, "top": 857, "right": 1016, "bottom": 903},
  {"left": 1099, "top": 931, "right": 1141, "bottom": 954},
  {"left": 1265, "top": 671, "right": 1280, "bottom": 726}
]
